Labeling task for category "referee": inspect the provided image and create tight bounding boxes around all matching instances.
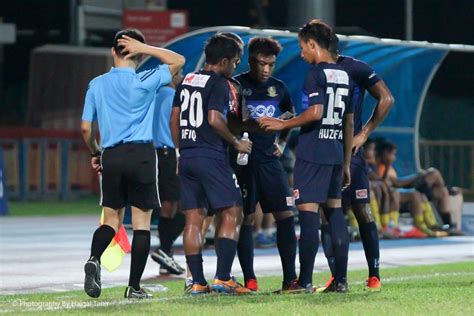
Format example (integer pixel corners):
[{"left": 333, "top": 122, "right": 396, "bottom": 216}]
[
  {"left": 150, "top": 70, "right": 186, "bottom": 275},
  {"left": 80, "top": 28, "right": 185, "bottom": 299}
]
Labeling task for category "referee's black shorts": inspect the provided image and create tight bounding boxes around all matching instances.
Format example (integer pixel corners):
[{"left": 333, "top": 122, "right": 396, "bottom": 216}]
[
  {"left": 101, "top": 142, "right": 160, "bottom": 210},
  {"left": 156, "top": 146, "right": 180, "bottom": 202}
]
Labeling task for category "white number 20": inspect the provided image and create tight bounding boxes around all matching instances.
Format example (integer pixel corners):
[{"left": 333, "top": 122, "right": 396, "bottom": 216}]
[
  {"left": 322, "top": 87, "right": 348, "bottom": 126},
  {"left": 180, "top": 88, "right": 203, "bottom": 128}
]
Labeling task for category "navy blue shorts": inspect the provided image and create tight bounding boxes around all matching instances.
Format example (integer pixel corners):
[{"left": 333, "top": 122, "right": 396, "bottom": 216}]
[
  {"left": 179, "top": 157, "right": 242, "bottom": 212},
  {"left": 239, "top": 160, "right": 294, "bottom": 215},
  {"left": 293, "top": 159, "right": 343, "bottom": 205},
  {"left": 342, "top": 162, "right": 370, "bottom": 209}
]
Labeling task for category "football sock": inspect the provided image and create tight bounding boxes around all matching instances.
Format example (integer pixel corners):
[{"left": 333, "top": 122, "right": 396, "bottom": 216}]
[
  {"left": 90, "top": 224, "right": 116, "bottom": 261},
  {"left": 186, "top": 254, "right": 206, "bottom": 285},
  {"left": 441, "top": 213, "right": 453, "bottom": 226},
  {"left": 128, "top": 230, "right": 151, "bottom": 290},
  {"left": 422, "top": 202, "right": 438, "bottom": 227},
  {"left": 321, "top": 223, "right": 336, "bottom": 276},
  {"left": 215, "top": 238, "right": 237, "bottom": 281},
  {"left": 325, "top": 207, "right": 349, "bottom": 284},
  {"left": 389, "top": 210, "right": 400, "bottom": 227},
  {"left": 276, "top": 216, "right": 297, "bottom": 284},
  {"left": 359, "top": 221, "right": 380, "bottom": 279},
  {"left": 381, "top": 213, "right": 390, "bottom": 228},
  {"left": 158, "top": 216, "right": 173, "bottom": 254},
  {"left": 298, "top": 211, "right": 320, "bottom": 287},
  {"left": 347, "top": 209, "right": 359, "bottom": 229},
  {"left": 237, "top": 224, "right": 256, "bottom": 281}
]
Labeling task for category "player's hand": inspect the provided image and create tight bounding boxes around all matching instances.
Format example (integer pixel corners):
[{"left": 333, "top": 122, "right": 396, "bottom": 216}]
[
  {"left": 258, "top": 117, "right": 286, "bottom": 132},
  {"left": 342, "top": 165, "right": 351, "bottom": 190},
  {"left": 273, "top": 143, "right": 283, "bottom": 157},
  {"left": 235, "top": 139, "right": 252, "bottom": 154},
  {"left": 116, "top": 35, "right": 146, "bottom": 59},
  {"left": 352, "top": 131, "right": 368, "bottom": 154},
  {"left": 91, "top": 156, "right": 102, "bottom": 174}
]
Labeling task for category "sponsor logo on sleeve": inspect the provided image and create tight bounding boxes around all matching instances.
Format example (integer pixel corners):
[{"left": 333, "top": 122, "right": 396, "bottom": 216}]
[{"left": 286, "top": 196, "right": 294, "bottom": 206}]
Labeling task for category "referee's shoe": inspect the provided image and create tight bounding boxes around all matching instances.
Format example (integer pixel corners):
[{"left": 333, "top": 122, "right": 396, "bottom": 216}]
[
  {"left": 84, "top": 256, "right": 101, "bottom": 298},
  {"left": 151, "top": 249, "right": 185, "bottom": 275}
]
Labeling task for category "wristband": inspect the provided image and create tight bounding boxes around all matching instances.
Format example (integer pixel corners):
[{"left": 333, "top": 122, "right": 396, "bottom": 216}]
[{"left": 175, "top": 148, "right": 180, "bottom": 158}]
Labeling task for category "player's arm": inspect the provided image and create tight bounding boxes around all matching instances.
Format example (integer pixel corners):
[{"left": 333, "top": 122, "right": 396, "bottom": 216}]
[
  {"left": 342, "top": 112, "right": 354, "bottom": 188},
  {"left": 353, "top": 66, "right": 395, "bottom": 152},
  {"left": 258, "top": 104, "right": 323, "bottom": 131},
  {"left": 117, "top": 35, "right": 185, "bottom": 76},
  {"left": 209, "top": 110, "right": 252, "bottom": 153}
]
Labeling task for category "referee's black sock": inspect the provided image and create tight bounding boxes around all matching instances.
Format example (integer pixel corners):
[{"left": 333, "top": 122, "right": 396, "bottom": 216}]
[
  {"left": 215, "top": 238, "right": 237, "bottom": 281},
  {"left": 237, "top": 224, "right": 256, "bottom": 281},
  {"left": 90, "top": 224, "right": 116, "bottom": 262},
  {"left": 321, "top": 223, "right": 337, "bottom": 277},
  {"left": 276, "top": 216, "right": 297, "bottom": 285},
  {"left": 298, "top": 211, "right": 320, "bottom": 287},
  {"left": 158, "top": 216, "right": 173, "bottom": 254},
  {"left": 128, "top": 230, "right": 151, "bottom": 290},
  {"left": 359, "top": 221, "right": 380, "bottom": 279},
  {"left": 186, "top": 254, "right": 207, "bottom": 286},
  {"left": 324, "top": 207, "right": 350, "bottom": 284}
]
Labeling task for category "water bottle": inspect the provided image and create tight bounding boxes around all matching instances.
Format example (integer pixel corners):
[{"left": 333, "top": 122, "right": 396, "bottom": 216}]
[{"left": 236, "top": 132, "right": 249, "bottom": 166}]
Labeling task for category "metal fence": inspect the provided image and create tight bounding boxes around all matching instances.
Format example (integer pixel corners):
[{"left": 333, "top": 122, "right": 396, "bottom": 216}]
[{"left": 419, "top": 140, "right": 474, "bottom": 196}]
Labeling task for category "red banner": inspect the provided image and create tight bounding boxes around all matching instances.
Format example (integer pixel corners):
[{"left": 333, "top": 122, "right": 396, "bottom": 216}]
[{"left": 123, "top": 9, "right": 189, "bottom": 47}]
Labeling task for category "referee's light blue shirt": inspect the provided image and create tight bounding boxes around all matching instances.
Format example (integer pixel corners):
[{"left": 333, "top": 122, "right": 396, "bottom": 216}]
[
  {"left": 82, "top": 65, "right": 171, "bottom": 148},
  {"left": 153, "top": 86, "right": 175, "bottom": 148}
]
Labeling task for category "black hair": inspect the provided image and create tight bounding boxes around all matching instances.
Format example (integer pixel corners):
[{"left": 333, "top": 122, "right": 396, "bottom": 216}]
[
  {"left": 329, "top": 32, "right": 339, "bottom": 55},
  {"left": 363, "top": 138, "right": 375, "bottom": 149},
  {"left": 298, "top": 19, "right": 334, "bottom": 50},
  {"left": 113, "top": 29, "right": 145, "bottom": 57},
  {"left": 218, "top": 32, "right": 244, "bottom": 47},
  {"left": 248, "top": 37, "right": 282, "bottom": 58},
  {"left": 376, "top": 140, "right": 397, "bottom": 157},
  {"left": 204, "top": 34, "right": 242, "bottom": 65}
]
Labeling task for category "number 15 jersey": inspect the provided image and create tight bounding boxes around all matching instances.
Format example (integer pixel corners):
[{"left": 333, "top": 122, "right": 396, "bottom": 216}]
[
  {"left": 173, "top": 70, "right": 231, "bottom": 161},
  {"left": 296, "top": 63, "right": 354, "bottom": 165}
]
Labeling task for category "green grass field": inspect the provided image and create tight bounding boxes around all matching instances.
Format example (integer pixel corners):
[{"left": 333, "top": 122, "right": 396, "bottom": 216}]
[
  {"left": 7, "top": 196, "right": 100, "bottom": 217},
  {"left": 1, "top": 262, "right": 473, "bottom": 315}
]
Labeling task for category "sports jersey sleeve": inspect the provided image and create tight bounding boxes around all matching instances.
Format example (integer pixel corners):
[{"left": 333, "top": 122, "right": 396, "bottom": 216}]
[
  {"left": 353, "top": 60, "right": 380, "bottom": 88},
  {"left": 81, "top": 84, "right": 97, "bottom": 122},
  {"left": 301, "top": 68, "right": 325, "bottom": 111},
  {"left": 137, "top": 64, "right": 172, "bottom": 92},
  {"left": 208, "top": 79, "right": 229, "bottom": 113},
  {"left": 279, "top": 83, "right": 295, "bottom": 113}
]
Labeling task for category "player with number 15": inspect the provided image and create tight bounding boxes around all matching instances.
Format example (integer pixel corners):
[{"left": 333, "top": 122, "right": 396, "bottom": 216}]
[{"left": 259, "top": 20, "right": 354, "bottom": 292}]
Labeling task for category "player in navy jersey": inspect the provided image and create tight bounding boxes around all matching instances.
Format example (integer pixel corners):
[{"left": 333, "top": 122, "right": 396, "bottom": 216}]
[
  {"left": 170, "top": 34, "right": 253, "bottom": 296},
  {"left": 259, "top": 20, "right": 354, "bottom": 293},
  {"left": 229, "top": 37, "right": 297, "bottom": 292},
  {"left": 317, "top": 33, "right": 394, "bottom": 292}
]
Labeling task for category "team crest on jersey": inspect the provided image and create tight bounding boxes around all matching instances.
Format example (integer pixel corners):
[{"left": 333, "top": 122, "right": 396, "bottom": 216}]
[
  {"left": 286, "top": 196, "right": 294, "bottom": 206},
  {"left": 267, "top": 86, "right": 278, "bottom": 97},
  {"left": 356, "top": 189, "right": 368, "bottom": 199},
  {"left": 293, "top": 189, "right": 300, "bottom": 200},
  {"left": 182, "top": 73, "right": 210, "bottom": 88},
  {"left": 243, "top": 88, "right": 252, "bottom": 96}
]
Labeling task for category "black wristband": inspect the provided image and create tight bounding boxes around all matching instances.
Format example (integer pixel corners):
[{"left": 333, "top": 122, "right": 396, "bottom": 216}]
[{"left": 91, "top": 151, "right": 101, "bottom": 157}]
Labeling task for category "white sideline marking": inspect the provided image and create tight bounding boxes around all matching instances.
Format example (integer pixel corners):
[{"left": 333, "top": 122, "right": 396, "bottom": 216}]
[{"left": 3, "top": 271, "right": 474, "bottom": 312}]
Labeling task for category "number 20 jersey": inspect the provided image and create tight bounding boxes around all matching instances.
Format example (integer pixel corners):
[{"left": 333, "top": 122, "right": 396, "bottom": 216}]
[
  {"left": 173, "top": 70, "right": 231, "bottom": 161},
  {"left": 296, "top": 62, "right": 354, "bottom": 165}
]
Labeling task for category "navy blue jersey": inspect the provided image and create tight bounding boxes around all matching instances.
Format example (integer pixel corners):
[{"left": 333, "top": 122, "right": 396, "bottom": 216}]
[
  {"left": 234, "top": 72, "right": 294, "bottom": 162},
  {"left": 337, "top": 55, "right": 381, "bottom": 165},
  {"left": 173, "top": 70, "right": 231, "bottom": 160},
  {"left": 296, "top": 63, "right": 354, "bottom": 165}
]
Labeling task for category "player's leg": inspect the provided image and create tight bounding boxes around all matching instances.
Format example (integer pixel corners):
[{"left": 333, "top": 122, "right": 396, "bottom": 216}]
[
  {"left": 237, "top": 167, "right": 258, "bottom": 288},
  {"left": 293, "top": 159, "right": 328, "bottom": 292},
  {"left": 184, "top": 208, "right": 208, "bottom": 288},
  {"left": 259, "top": 160, "right": 297, "bottom": 291},
  {"left": 152, "top": 148, "right": 185, "bottom": 274},
  {"left": 349, "top": 164, "right": 381, "bottom": 290},
  {"left": 84, "top": 146, "right": 126, "bottom": 298},
  {"left": 318, "top": 208, "right": 336, "bottom": 291},
  {"left": 321, "top": 165, "right": 349, "bottom": 293},
  {"left": 399, "top": 190, "right": 431, "bottom": 237}
]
